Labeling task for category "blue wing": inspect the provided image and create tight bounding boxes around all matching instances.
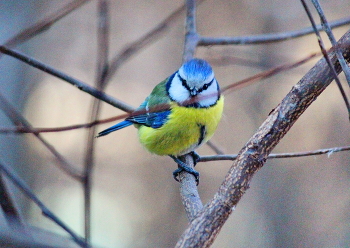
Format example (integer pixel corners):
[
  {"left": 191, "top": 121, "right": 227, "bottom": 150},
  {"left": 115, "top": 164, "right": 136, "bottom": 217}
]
[
  {"left": 97, "top": 78, "right": 171, "bottom": 137},
  {"left": 126, "top": 110, "right": 171, "bottom": 128},
  {"left": 96, "top": 110, "right": 171, "bottom": 137}
]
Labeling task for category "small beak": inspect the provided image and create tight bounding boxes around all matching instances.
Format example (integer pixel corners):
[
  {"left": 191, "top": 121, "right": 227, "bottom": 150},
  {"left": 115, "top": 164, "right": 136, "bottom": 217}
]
[{"left": 190, "top": 88, "right": 198, "bottom": 96}]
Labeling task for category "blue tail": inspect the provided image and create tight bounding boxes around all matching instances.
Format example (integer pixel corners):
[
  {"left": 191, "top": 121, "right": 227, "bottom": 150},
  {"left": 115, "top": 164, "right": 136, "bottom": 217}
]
[{"left": 96, "top": 120, "right": 133, "bottom": 137}]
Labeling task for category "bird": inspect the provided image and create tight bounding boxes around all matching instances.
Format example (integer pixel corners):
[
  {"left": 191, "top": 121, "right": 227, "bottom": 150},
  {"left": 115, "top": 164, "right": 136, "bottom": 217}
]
[{"left": 97, "top": 58, "right": 224, "bottom": 185}]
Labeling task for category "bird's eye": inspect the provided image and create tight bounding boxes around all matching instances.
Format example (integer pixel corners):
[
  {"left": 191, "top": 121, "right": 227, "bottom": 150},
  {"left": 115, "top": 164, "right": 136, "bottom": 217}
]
[
  {"left": 203, "top": 84, "right": 209, "bottom": 90},
  {"left": 177, "top": 73, "right": 188, "bottom": 89}
]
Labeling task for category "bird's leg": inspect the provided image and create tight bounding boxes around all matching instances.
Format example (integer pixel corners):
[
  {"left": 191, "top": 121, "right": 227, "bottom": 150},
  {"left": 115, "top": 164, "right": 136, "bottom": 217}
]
[
  {"left": 170, "top": 155, "right": 199, "bottom": 185},
  {"left": 189, "top": 151, "right": 200, "bottom": 166}
]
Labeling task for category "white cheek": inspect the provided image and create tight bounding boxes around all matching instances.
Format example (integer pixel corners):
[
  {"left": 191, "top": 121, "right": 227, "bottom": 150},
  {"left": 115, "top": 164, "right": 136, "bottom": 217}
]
[
  {"left": 198, "top": 81, "right": 219, "bottom": 107},
  {"left": 168, "top": 75, "right": 190, "bottom": 103}
]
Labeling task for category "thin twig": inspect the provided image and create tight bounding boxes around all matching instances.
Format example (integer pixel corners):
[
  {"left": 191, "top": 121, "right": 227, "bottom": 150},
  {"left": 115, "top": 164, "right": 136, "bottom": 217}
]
[
  {"left": 222, "top": 52, "right": 319, "bottom": 93},
  {"left": 104, "top": 2, "right": 189, "bottom": 83},
  {"left": 0, "top": 46, "right": 134, "bottom": 113},
  {"left": 4, "top": 0, "right": 90, "bottom": 48},
  {"left": 0, "top": 93, "right": 83, "bottom": 180},
  {"left": 206, "top": 140, "right": 225, "bottom": 155},
  {"left": 311, "top": 0, "right": 350, "bottom": 86},
  {"left": 300, "top": 0, "right": 350, "bottom": 119},
  {"left": 83, "top": 0, "right": 110, "bottom": 243},
  {"left": 208, "top": 55, "right": 272, "bottom": 69},
  {"left": 0, "top": 103, "right": 176, "bottom": 135},
  {"left": 0, "top": 159, "right": 87, "bottom": 248},
  {"left": 95, "top": 0, "right": 110, "bottom": 89},
  {"left": 182, "top": 0, "right": 199, "bottom": 62},
  {"left": 0, "top": 113, "right": 128, "bottom": 134},
  {"left": 198, "top": 17, "right": 350, "bottom": 46},
  {"left": 200, "top": 145, "right": 350, "bottom": 162}
]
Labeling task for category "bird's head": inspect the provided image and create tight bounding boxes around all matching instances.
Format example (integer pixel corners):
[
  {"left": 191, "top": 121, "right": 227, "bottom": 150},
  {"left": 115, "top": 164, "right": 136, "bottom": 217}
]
[{"left": 167, "top": 59, "right": 220, "bottom": 107}]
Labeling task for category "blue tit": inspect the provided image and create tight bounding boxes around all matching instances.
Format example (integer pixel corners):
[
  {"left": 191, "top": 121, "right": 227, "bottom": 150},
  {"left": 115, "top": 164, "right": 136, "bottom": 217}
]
[{"left": 97, "top": 58, "right": 224, "bottom": 184}]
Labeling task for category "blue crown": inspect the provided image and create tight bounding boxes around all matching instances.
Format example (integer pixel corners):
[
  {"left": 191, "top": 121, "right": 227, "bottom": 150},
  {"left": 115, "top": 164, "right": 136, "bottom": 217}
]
[{"left": 181, "top": 59, "right": 213, "bottom": 81}]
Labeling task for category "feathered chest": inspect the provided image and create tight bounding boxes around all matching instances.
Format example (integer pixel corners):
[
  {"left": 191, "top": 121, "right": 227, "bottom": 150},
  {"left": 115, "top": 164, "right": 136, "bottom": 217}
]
[{"left": 137, "top": 97, "right": 224, "bottom": 156}]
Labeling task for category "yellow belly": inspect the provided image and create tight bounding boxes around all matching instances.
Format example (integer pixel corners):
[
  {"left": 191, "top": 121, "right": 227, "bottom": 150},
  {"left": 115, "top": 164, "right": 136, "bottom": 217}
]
[{"left": 137, "top": 97, "right": 224, "bottom": 156}]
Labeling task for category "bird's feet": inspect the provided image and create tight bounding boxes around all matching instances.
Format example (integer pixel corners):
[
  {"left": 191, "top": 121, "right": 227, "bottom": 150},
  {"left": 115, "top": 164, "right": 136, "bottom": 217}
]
[
  {"left": 190, "top": 151, "right": 201, "bottom": 165},
  {"left": 170, "top": 153, "right": 201, "bottom": 185}
]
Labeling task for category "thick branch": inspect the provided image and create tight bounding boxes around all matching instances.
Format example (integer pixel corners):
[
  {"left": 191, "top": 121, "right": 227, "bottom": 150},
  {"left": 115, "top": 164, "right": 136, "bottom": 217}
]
[{"left": 176, "top": 29, "right": 350, "bottom": 248}]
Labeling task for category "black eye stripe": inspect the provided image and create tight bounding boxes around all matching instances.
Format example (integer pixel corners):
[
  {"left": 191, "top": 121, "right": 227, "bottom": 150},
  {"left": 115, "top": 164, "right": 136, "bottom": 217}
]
[
  {"left": 177, "top": 73, "right": 215, "bottom": 93},
  {"left": 198, "top": 79, "right": 214, "bottom": 93},
  {"left": 177, "top": 73, "right": 191, "bottom": 91}
]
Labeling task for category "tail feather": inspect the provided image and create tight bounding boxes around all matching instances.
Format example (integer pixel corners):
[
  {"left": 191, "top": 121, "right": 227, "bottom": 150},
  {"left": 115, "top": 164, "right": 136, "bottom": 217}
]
[{"left": 96, "top": 120, "right": 133, "bottom": 138}]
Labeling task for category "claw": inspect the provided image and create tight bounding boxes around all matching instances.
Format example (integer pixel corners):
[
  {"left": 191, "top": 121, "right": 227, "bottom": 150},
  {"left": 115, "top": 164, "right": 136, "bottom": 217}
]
[{"left": 170, "top": 155, "right": 200, "bottom": 185}]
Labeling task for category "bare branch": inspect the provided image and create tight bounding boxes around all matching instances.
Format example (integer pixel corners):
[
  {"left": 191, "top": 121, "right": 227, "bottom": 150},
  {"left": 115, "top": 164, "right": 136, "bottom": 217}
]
[
  {"left": 83, "top": 0, "right": 110, "bottom": 243},
  {"left": 0, "top": 46, "right": 134, "bottom": 113},
  {"left": 0, "top": 159, "right": 87, "bottom": 248},
  {"left": 105, "top": 2, "right": 188, "bottom": 83},
  {"left": 301, "top": 0, "right": 350, "bottom": 119},
  {"left": 200, "top": 145, "right": 350, "bottom": 162},
  {"left": 0, "top": 103, "right": 178, "bottom": 135},
  {"left": 206, "top": 140, "right": 225, "bottom": 155},
  {"left": 175, "top": 28, "right": 350, "bottom": 248},
  {"left": 311, "top": 0, "right": 350, "bottom": 86},
  {"left": 198, "top": 17, "right": 350, "bottom": 46},
  {"left": 0, "top": 174, "right": 23, "bottom": 226},
  {"left": 4, "top": 0, "right": 90, "bottom": 48},
  {"left": 182, "top": 0, "right": 200, "bottom": 62},
  {"left": 178, "top": 155, "right": 203, "bottom": 221},
  {"left": 0, "top": 113, "right": 128, "bottom": 134},
  {"left": 95, "top": 0, "right": 110, "bottom": 88},
  {"left": 222, "top": 52, "right": 319, "bottom": 93},
  {"left": 0, "top": 93, "right": 83, "bottom": 180}
]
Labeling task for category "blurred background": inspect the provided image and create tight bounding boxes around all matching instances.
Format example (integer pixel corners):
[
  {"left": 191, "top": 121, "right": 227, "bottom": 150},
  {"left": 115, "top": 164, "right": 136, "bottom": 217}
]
[{"left": 0, "top": 0, "right": 350, "bottom": 247}]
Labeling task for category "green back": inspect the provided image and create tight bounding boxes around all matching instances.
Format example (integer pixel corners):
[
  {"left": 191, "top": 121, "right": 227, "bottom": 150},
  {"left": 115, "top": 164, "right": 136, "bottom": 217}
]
[{"left": 137, "top": 78, "right": 170, "bottom": 110}]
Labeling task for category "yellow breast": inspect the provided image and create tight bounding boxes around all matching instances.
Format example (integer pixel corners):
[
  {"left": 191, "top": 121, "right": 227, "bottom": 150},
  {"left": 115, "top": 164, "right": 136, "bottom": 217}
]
[{"left": 137, "top": 97, "right": 224, "bottom": 156}]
